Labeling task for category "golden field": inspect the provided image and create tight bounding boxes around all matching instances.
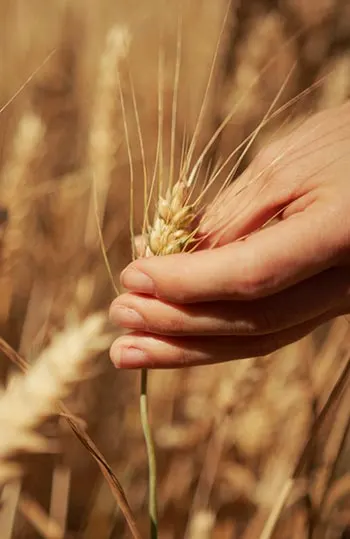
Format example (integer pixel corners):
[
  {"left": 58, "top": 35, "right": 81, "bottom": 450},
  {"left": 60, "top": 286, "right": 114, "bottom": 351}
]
[{"left": 0, "top": 1, "right": 349, "bottom": 538}]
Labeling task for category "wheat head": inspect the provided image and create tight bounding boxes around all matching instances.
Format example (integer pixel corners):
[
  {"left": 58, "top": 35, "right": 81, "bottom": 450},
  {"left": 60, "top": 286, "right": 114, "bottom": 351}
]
[
  {"left": 145, "top": 179, "right": 196, "bottom": 257},
  {"left": 0, "top": 313, "right": 110, "bottom": 485}
]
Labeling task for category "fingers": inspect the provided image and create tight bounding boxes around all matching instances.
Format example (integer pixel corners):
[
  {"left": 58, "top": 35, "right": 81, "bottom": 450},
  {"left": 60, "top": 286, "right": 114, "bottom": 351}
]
[
  {"left": 199, "top": 156, "right": 288, "bottom": 247},
  {"left": 120, "top": 205, "right": 341, "bottom": 303},
  {"left": 111, "top": 268, "right": 350, "bottom": 336},
  {"left": 109, "top": 313, "right": 334, "bottom": 369},
  {"left": 199, "top": 119, "right": 315, "bottom": 247},
  {"left": 200, "top": 103, "right": 350, "bottom": 248}
]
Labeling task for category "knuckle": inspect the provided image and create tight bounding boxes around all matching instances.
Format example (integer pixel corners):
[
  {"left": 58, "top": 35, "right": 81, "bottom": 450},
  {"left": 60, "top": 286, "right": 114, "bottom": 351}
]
[
  {"left": 162, "top": 311, "right": 186, "bottom": 334},
  {"left": 238, "top": 272, "right": 261, "bottom": 298},
  {"left": 238, "top": 261, "right": 274, "bottom": 299},
  {"left": 175, "top": 345, "right": 192, "bottom": 367},
  {"left": 161, "top": 285, "right": 188, "bottom": 304},
  {"left": 147, "top": 306, "right": 186, "bottom": 335}
]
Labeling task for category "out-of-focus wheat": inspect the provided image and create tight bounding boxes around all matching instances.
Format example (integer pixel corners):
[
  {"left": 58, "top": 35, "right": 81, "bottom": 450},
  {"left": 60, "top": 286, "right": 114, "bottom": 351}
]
[
  {"left": 86, "top": 26, "right": 130, "bottom": 247},
  {"left": 0, "top": 313, "right": 109, "bottom": 484},
  {"left": 187, "top": 510, "right": 216, "bottom": 539},
  {"left": 0, "top": 113, "right": 44, "bottom": 309}
]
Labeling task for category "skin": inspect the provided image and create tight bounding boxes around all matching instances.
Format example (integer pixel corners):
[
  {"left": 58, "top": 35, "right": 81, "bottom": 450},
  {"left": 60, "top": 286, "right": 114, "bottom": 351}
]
[{"left": 109, "top": 102, "right": 350, "bottom": 369}]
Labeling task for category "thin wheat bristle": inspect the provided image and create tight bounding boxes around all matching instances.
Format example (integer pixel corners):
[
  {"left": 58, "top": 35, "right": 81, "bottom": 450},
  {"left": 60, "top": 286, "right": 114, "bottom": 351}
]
[{"left": 0, "top": 313, "right": 110, "bottom": 485}]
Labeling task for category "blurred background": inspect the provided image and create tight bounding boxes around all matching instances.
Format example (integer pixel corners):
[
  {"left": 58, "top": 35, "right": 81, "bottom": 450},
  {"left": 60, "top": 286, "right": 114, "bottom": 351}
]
[{"left": 0, "top": 1, "right": 349, "bottom": 538}]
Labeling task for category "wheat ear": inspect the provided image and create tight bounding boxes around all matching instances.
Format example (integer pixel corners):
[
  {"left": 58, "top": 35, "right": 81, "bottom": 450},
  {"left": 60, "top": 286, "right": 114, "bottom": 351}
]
[
  {"left": 145, "top": 179, "right": 195, "bottom": 256},
  {"left": 86, "top": 26, "right": 130, "bottom": 248},
  {"left": 0, "top": 113, "right": 44, "bottom": 318},
  {"left": 0, "top": 313, "right": 110, "bottom": 485}
]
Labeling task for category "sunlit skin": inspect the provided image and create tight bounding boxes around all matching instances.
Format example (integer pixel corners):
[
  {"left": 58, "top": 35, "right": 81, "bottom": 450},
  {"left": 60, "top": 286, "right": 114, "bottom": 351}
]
[{"left": 109, "top": 102, "right": 350, "bottom": 369}]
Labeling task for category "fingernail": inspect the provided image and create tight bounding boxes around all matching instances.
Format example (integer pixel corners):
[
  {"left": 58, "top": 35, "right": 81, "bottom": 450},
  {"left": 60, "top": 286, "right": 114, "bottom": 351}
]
[
  {"left": 112, "top": 345, "right": 148, "bottom": 368},
  {"left": 111, "top": 305, "right": 144, "bottom": 329},
  {"left": 121, "top": 267, "right": 155, "bottom": 294}
]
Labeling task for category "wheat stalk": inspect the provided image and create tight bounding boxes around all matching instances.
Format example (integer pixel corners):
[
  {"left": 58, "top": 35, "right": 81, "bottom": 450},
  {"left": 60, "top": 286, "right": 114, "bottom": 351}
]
[{"left": 138, "top": 178, "right": 198, "bottom": 539}]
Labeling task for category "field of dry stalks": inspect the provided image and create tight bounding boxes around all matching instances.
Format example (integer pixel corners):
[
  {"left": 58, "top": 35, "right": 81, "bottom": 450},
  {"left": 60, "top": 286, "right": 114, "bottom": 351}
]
[{"left": 0, "top": 1, "right": 349, "bottom": 538}]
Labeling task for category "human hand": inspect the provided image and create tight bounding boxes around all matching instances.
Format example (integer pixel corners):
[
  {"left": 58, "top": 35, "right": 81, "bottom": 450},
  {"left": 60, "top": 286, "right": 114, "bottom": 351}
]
[{"left": 109, "top": 102, "right": 350, "bottom": 369}]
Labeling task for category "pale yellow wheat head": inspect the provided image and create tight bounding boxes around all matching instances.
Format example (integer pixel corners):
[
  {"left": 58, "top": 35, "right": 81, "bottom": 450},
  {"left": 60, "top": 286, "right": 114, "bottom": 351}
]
[
  {"left": 0, "top": 113, "right": 44, "bottom": 279},
  {"left": 86, "top": 25, "right": 131, "bottom": 248},
  {"left": 0, "top": 313, "right": 110, "bottom": 485},
  {"left": 145, "top": 179, "right": 196, "bottom": 257}
]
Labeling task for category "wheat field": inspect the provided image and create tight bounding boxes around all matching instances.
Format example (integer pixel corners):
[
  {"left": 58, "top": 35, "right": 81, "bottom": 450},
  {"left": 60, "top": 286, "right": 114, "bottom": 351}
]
[{"left": 0, "top": 1, "right": 349, "bottom": 538}]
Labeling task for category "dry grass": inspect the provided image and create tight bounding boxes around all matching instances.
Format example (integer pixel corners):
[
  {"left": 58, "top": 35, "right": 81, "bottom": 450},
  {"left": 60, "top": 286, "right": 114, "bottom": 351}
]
[{"left": 0, "top": 1, "right": 349, "bottom": 538}]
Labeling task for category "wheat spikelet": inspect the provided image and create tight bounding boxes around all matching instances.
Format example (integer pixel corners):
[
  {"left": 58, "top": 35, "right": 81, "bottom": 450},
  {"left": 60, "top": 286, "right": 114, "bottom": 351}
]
[{"left": 0, "top": 313, "right": 110, "bottom": 485}]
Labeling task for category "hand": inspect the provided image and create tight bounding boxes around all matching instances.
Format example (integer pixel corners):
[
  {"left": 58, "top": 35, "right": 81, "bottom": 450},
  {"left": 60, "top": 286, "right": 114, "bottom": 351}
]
[{"left": 109, "top": 102, "right": 350, "bottom": 369}]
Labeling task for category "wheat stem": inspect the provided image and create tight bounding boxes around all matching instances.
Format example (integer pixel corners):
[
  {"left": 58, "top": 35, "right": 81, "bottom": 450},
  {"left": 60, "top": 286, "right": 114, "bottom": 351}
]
[{"left": 140, "top": 369, "right": 158, "bottom": 539}]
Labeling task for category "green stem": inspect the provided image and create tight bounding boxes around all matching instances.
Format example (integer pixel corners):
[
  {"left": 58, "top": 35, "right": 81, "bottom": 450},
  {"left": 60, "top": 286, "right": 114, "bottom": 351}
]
[{"left": 140, "top": 368, "right": 158, "bottom": 539}]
